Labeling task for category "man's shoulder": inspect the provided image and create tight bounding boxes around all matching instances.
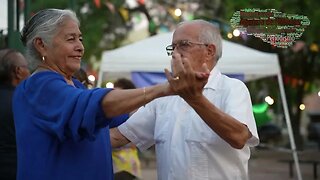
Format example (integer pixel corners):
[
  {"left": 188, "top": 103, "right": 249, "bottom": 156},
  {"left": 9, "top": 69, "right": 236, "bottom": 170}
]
[
  {"left": 220, "top": 74, "right": 248, "bottom": 90},
  {"left": 145, "top": 95, "right": 180, "bottom": 110},
  {"left": 153, "top": 95, "right": 178, "bottom": 103}
]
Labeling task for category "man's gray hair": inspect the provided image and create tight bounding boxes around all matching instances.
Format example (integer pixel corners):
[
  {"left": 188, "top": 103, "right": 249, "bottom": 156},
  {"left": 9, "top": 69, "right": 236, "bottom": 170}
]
[
  {"left": 21, "top": 9, "right": 79, "bottom": 69},
  {"left": 178, "top": 19, "right": 223, "bottom": 61},
  {"left": 0, "top": 49, "right": 20, "bottom": 84},
  {"left": 196, "top": 20, "right": 222, "bottom": 60}
]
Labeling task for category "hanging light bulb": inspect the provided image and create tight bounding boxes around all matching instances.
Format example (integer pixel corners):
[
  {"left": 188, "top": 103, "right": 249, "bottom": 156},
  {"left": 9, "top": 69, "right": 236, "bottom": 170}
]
[
  {"left": 299, "top": 104, "right": 305, "bottom": 111},
  {"left": 233, "top": 29, "right": 240, "bottom": 37},
  {"left": 88, "top": 75, "right": 96, "bottom": 82},
  {"left": 264, "top": 96, "right": 274, "bottom": 105},
  {"left": 106, "top": 82, "right": 114, "bottom": 88},
  {"left": 174, "top": 8, "right": 182, "bottom": 17}
]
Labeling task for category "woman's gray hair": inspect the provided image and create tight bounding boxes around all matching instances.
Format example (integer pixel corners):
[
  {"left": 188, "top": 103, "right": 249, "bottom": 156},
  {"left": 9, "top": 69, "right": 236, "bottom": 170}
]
[{"left": 21, "top": 9, "right": 79, "bottom": 69}]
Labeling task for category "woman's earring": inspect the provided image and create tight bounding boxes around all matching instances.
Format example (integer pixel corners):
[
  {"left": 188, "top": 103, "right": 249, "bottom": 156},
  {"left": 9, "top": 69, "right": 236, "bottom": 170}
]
[{"left": 42, "top": 56, "right": 45, "bottom": 62}]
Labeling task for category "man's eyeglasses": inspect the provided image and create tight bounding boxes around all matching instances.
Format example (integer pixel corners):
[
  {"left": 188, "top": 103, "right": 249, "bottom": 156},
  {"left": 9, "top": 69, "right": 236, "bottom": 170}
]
[{"left": 165, "top": 40, "right": 208, "bottom": 56}]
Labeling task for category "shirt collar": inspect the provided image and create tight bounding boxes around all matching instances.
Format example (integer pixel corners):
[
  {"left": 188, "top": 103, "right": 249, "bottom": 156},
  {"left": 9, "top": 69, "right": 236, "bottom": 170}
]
[{"left": 204, "top": 66, "right": 222, "bottom": 90}]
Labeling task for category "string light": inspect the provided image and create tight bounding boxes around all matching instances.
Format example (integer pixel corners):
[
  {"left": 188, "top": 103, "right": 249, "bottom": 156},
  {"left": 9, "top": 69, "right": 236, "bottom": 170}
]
[
  {"left": 106, "top": 82, "right": 114, "bottom": 88},
  {"left": 88, "top": 75, "right": 96, "bottom": 82},
  {"left": 265, "top": 96, "right": 274, "bottom": 105},
  {"left": 233, "top": 29, "right": 240, "bottom": 37},
  {"left": 174, "top": 8, "right": 182, "bottom": 17}
]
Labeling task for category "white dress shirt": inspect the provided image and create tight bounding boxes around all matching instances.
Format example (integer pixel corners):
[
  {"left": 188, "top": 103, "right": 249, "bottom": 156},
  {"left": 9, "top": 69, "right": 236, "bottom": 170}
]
[{"left": 118, "top": 67, "right": 259, "bottom": 180}]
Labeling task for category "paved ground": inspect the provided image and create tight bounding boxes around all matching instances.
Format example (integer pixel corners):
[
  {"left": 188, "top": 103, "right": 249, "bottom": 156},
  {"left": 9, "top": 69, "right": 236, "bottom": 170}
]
[{"left": 139, "top": 148, "right": 320, "bottom": 180}]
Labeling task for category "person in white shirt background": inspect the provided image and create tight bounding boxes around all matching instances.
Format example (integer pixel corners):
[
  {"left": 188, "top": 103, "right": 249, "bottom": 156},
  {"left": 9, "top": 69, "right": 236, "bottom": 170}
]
[{"left": 110, "top": 19, "right": 259, "bottom": 180}]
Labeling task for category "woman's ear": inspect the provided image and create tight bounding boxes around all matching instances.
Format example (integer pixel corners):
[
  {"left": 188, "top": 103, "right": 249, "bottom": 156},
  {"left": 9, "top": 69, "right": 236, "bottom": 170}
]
[{"left": 33, "top": 37, "right": 46, "bottom": 56}]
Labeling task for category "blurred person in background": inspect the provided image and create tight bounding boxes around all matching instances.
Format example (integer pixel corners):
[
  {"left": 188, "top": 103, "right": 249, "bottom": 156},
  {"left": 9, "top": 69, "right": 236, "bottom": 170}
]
[
  {"left": 110, "top": 78, "right": 141, "bottom": 180},
  {"left": 0, "top": 48, "right": 30, "bottom": 180},
  {"left": 73, "top": 68, "right": 93, "bottom": 89}
]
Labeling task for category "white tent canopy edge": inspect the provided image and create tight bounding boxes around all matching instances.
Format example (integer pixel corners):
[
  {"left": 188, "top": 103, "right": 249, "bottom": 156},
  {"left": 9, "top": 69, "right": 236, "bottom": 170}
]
[
  {"left": 98, "top": 32, "right": 302, "bottom": 180},
  {"left": 99, "top": 32, "right": 280, "bottom": 81}
]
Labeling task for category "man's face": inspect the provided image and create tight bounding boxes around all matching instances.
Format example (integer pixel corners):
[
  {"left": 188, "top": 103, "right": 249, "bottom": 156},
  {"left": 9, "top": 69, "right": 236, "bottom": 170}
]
[
  {"left": 16, "top": 53, "right": 30, "bottom": 80},
  {"left": 171, "top": 23, "right": 213, "bottom": 72},
  {"left": 13, "top": 52, "right": 30, "bottom": 84}
]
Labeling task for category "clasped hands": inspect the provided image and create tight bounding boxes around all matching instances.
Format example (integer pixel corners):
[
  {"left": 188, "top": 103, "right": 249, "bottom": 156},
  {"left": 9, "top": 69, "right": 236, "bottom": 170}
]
[{"left": 164, "top": 52, "right": 210, "bottom": 101}]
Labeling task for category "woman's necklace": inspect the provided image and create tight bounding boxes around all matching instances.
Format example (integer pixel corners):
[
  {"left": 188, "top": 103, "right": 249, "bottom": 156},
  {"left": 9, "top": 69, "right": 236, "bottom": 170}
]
[
  {"left": 36, "top": 64, "right": 75, "bottom": 86},
  {"left": 37, "top": 64, "right": 57, "bottom": 72}
]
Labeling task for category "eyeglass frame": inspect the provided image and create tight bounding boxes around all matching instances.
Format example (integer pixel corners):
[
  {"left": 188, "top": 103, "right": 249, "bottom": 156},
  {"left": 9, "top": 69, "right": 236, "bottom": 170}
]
[{"left": 165, "top": 40, "right": 209, "bottom": 56}]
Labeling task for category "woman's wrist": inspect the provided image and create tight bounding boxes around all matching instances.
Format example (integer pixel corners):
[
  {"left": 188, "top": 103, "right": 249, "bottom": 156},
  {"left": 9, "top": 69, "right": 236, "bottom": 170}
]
[{"left": 158, "top": 82, "right": 174, "bottom": 97}]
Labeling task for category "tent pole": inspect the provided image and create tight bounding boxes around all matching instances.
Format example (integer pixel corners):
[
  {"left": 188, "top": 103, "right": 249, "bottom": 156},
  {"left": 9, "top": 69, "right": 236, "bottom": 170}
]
[
  {"left": 97, "top": 69, "right": 103, "bottom": 87},
  {"left": 277, "top": 73, "right": 302, "bottom": 180}
]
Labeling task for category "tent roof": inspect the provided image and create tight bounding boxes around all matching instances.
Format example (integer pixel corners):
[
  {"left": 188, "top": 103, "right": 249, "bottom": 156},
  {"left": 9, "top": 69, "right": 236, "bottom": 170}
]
[{"left": 100, "top": 32, "right": 280, "bottom": 80}]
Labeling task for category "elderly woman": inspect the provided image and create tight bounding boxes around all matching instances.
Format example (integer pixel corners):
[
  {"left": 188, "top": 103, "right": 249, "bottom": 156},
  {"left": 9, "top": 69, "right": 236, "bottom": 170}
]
[{"left": 13, "top": 8, "right": 208, "bottom": 180}]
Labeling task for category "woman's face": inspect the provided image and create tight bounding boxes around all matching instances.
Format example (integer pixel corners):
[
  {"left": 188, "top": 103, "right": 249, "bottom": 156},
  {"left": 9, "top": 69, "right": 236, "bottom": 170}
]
[{"left": 45, "top": 18, "right": 84, "bottom": 75}]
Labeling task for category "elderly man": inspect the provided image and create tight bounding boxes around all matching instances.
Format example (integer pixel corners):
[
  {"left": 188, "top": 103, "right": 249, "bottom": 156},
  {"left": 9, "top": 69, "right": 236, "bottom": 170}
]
[
  {"left": 0, "top": 48, "right": 30, "bottom": 180},
  {"left": 111, "top": 19, "right": 259, "bottom": 180}
]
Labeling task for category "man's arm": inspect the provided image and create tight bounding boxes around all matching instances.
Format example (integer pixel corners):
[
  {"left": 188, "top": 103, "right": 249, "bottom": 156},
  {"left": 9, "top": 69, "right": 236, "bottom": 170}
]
[
  {"left": 110, "top": 128, "right": 131, "bottom": 148},
  {"left": 185, "top": 95, "right": 252, "bottom": 149},
  {"left": 167, "top": 52, "right": 252, "bottom": 149}
]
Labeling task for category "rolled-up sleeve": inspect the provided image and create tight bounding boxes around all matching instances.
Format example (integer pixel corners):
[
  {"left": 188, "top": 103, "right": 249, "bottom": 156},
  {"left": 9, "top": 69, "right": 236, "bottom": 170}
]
[
  {"left": 118, "top": 103, "right": 156, "bottom": 151},
  {"left": 24, "top": 72, "right": 113, "bottom": 142},
  {"left": 224, "top": 80, "right": 259, "bottom": 146}
]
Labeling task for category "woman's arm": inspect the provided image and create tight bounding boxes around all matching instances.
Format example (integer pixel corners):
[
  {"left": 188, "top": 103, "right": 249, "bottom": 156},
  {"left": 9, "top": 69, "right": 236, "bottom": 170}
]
[
  {"left": 102, "top": 55, "right": 209, "bottom": 118},
  {"left": 102, "top": 83, "right": 171, "bottom": 118}
]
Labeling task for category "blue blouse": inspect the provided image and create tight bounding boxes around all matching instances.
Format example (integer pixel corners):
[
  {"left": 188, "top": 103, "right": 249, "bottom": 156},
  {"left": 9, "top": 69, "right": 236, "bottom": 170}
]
[
  {"left": 109, "top": 114, "right": 129, "bottom": 128},
  {"left": 13, "top": 71, "right": 114, "bottom": 180}
]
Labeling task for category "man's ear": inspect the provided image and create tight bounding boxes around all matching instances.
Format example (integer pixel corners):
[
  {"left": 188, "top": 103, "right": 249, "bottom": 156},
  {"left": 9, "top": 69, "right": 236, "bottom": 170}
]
[
  {"left": 33, "top": 37, "right": 46, "bottom": 56},
  {"left": 14, "top": 66, "right": 24, "bottom": 80},
  {"left": 205, "top": 44, "right": 217, "bottom": 69},
  {"left": 207, "top": 44, "right": 216, "bottom": 57}
]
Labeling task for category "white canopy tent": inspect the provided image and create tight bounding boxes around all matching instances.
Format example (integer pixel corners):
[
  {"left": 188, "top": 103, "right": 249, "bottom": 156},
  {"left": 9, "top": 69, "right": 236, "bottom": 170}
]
[
  {"left": 98, "top": 32, "right": 302, "bottom": 180},
  {"left": 98, "top": 32, "right": 279, "bottom": 81}
]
